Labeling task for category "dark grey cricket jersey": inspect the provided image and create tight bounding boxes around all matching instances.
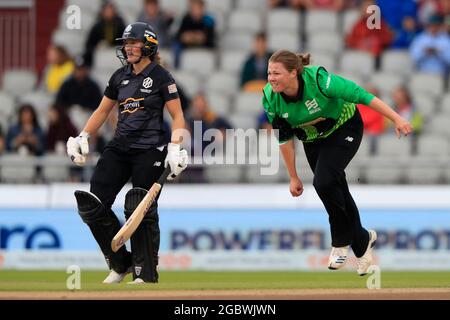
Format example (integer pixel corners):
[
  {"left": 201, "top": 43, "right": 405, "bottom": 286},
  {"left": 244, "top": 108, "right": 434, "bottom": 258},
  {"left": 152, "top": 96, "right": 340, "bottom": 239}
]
[{"left": 104, "top": 61, "right": 179, "bottom": 151}]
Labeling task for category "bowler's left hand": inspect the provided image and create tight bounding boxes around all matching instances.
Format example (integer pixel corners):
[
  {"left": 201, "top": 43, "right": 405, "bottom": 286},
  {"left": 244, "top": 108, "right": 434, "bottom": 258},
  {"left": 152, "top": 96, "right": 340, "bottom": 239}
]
[{"left": 394, "top": 118, "right": 413, "bottom": 138}]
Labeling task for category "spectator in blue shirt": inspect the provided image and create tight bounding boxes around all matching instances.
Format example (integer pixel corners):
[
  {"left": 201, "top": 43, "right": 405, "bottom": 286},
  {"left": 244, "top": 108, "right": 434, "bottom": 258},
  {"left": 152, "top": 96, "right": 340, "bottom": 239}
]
[
  {"left": 173, "top": 0, "right": 215, "bottom": 68},
  {"left": 410, "top": 14, "right": 450, "bottom": 76},
  {"left": 6, "top": 104, "right": 45, "bottom": 155},
  {"left": 376, "top": 0, "right": 417, "bottom": 33},
  {"left": 391, "top": 16, "right": 419, "bottom": 48}
]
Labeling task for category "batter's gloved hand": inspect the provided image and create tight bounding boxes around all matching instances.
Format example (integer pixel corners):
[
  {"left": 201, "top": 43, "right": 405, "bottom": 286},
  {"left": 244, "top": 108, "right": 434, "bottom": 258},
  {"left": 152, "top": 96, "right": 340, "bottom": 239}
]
[
  {"left": 164, "top": 143, "right": 188, "bottom": 180},
  {"left": 66, "top": 131, "right": 90, "bottom": 166}
]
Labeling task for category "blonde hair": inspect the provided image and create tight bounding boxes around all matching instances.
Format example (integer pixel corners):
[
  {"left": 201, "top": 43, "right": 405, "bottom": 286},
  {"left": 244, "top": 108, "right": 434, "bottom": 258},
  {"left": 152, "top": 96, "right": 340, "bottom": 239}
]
[{"left": 269, "top": 50, "right": 311, "bottom": 74}]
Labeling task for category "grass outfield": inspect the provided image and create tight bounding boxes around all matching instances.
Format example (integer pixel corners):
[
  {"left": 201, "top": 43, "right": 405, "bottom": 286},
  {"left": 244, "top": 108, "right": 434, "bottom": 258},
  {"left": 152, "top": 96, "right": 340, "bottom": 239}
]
[{"left": 0, "top": 271, "right": 449, "bottom": 291}]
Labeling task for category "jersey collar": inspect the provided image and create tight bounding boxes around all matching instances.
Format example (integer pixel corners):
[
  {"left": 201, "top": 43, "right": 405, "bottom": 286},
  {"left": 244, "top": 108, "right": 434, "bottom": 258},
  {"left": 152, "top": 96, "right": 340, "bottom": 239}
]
[{"left": 125, "top": 60, "right": 158, "bottom": 76}]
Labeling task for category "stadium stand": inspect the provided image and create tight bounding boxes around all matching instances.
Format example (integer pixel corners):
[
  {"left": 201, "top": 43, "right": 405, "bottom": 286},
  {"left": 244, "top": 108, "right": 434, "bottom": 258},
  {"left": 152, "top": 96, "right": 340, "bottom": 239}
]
[{"left": 1, "top": 0, "right": 449, "bottom": 184}]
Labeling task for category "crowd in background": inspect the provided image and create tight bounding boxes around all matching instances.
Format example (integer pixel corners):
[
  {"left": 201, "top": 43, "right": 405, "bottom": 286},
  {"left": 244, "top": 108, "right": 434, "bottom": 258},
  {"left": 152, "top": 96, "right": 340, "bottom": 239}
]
[{"left": 0, "top": 0, "right": 449, "bottom": 182}]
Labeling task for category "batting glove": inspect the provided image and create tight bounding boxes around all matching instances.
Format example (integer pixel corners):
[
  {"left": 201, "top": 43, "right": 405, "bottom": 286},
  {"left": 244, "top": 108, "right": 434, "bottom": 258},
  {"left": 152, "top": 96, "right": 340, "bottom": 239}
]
[
  {"left": 164, "top": 143, "right": 188, "bottom": 180},
  {"left": 66, "top": 131, "right": 90, "bottom": 166}
]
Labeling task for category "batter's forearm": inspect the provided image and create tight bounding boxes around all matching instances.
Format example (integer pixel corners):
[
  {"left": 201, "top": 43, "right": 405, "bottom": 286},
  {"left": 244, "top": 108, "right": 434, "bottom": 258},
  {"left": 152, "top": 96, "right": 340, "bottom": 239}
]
[
  {"left": 170, "top": 114, "right": 185, "bottom": 144},
  {"left": 82, "top": 108, "right": 110, "bottom": 135},
  {"left": 280, "top": 140, "right": 298, "bottom": 179}
]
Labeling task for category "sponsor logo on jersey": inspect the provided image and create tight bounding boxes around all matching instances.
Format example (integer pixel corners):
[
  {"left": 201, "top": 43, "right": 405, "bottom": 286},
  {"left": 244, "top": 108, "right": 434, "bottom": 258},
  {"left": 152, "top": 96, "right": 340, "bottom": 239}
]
[
  {"left": 142, "top": 77, "right": 153, "bottom": 88},
  {"left": 345, "top": 136, "right": 354, "bottom": 142},
  {"left": 119, "top": 97, "right": 144, "bottom": 113},
  {"left": 121, "top": 80, "right": 129, "bottom": 86},
  {"left": 305, "top": 98, "right": 321, "bottom": 114}
]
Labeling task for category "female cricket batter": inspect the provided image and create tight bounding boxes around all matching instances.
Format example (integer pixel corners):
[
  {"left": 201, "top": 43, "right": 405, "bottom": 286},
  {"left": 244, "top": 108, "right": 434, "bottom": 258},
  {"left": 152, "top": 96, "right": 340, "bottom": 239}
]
[
  {"left": 66, "top": 22, "right": 188, "bottom": 284},
  {"left": 263, "top": 50, "right": 413, "bottom": 275}
]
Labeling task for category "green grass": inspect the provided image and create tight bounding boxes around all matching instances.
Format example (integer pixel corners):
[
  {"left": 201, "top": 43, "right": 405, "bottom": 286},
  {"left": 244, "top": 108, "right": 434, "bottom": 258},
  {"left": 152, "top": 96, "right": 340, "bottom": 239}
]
[{"left": 0, "top": 271, "right": 449, "bottom": 291}]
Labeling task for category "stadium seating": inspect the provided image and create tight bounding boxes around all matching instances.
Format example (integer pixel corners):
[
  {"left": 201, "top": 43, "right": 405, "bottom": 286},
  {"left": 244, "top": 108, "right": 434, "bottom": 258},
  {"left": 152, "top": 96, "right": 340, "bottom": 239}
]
[
  {"left": 180, "top": 49, "right": 216, "bottom": 77},
  {"left": 1, "top": 0, "right": 449, "bottom": 185},
  {"left": 267, "top": 9, "right": 301, "bottom": 33},
  {"left": 0, "top": 153, "right": 36, "bottom": 183},
  {"left": 41, "top": 154, "right": 71, "bottom": 183},
  {"left": 2, "top": 70, "right": 37, "bottom": 97},
  {"left": 381, "top": 50, "right": 414, "bottom": 76}
]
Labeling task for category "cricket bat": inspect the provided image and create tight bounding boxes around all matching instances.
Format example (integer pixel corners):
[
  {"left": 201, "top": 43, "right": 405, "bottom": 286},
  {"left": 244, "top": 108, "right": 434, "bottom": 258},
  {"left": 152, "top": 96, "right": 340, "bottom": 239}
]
[{"left": 111, "top": 166, "right": 172, "bottom": 252}]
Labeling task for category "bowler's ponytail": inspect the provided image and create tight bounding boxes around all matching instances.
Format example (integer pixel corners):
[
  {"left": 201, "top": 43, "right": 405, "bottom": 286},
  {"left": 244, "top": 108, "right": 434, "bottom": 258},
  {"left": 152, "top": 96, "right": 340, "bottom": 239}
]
[{"left": 297, "top": 53, "right": 311, "bottom": 66}]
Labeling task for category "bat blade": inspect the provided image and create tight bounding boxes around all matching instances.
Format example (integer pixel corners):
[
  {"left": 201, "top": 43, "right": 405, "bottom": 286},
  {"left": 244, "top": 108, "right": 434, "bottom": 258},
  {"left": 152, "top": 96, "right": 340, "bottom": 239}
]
[{"left": 111, "top": 183, "right": 162, "bottom": 252}]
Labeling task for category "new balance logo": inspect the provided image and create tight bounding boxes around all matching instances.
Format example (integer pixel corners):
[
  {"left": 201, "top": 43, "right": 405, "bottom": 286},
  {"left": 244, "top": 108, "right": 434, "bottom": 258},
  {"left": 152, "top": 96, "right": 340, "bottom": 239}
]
[
  {"left": 345, "top": 136, "right": 354, "bottom": 142},
  {"left": 135, "top": 266, "right": 142, "bottom": 276},
  {"left": 153, "top": 161, "right": 162, "bottom": 167}
]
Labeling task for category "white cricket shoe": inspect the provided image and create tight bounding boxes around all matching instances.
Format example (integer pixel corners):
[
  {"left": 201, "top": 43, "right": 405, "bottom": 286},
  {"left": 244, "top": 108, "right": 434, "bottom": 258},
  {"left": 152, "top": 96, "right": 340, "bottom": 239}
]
[
  {"left": 127, "top": 278, "right": 145, "bottom": 284},
  {"left": 357, "top": 230, "right": 377, "bottom": 276},
  {"left": 328, "top": 245, "right": 349, "bottom": 270},
  {"left": 102, "top": 269, "right": 131, "bottom": 284}
]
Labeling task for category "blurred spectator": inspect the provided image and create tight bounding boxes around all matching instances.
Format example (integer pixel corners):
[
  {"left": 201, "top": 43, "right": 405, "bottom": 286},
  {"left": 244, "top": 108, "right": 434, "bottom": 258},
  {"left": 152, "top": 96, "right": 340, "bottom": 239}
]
[
  {"left": 46, "top": 105, "right": 78, "bottom": 153},
  {"left": 391, "top": 86, "right": 423, "bottom": 136},
  {"left": 240, "top": 32, "right": 272, "bottom": 91},
  {"left": 391, "top": 16, "right": 419, "bottom": 48},
  {"left": 56, "top": 56, "right": 102, "bottom": 111},
  {"left": 356, "top": 84, "right": 385, "bottom": 154},
  {"left": 185, "top": 93, "right": 232, "bottom": 183},
  {"left": 137, "top": 0, "right": 174, "bottom": 49},
  {"left": 376, "top": 0, "right": 418, "bottom": 33},
  {"left": 287, "top": 0, "right": 360, "bottom": 11},
  {"left": 343, "top": 0, "right": 365, "bottom": 9},
  {"left": 419, "top": 0, "right": 450, "bottom": 32},
  {"left": 257, "top": 111, "right": 272, "bottom": 132},
  {"left": 174, "top": 0, "right": 215, "bottom": 68},
  {"left": 41, "top": 45, "right": 74, "bottom": 94},
  {"left": 345, "top": 0, "right": 393, "bottom": 68},
  {"left": 187, "top": 93, "right": 232, "bottom": 153},
  {"left": 410, "top": 14, "right": 450, "bottom": 76},
  {"left": 287, "top": 0, "right": 305, "bottom": 10},
  {"left": 6, "top": 104, "right": 45, "bottom": 155},
  {"left": 0, "top": 124, "right": 5, "bottom": 154},
  {"left": 300, "top": 0, "right": 344, "bottom": 11},
  {"left": 84, "top": 1, "right": 126, "bottom": 67},
  {"left": 269, "top": 0, "right": 289, "bottom": 8}
]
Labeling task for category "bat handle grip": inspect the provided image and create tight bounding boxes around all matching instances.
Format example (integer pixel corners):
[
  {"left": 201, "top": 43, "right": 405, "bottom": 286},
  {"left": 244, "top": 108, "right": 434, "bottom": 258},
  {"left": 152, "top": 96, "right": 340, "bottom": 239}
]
[{"left": 158, "top": 166, "right": 172, "bottom": 185}]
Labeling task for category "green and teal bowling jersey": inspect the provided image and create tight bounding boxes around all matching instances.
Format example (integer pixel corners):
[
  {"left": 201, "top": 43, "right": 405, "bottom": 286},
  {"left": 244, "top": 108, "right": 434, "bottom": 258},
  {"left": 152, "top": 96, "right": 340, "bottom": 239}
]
[{"left": 262, "top": 66, "right": 375, "bottom": 143}]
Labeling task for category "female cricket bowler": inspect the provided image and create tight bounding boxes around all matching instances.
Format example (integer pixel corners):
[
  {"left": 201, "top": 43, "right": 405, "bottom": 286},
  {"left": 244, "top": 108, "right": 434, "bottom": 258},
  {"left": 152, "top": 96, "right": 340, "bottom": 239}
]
[
  {"left": 66, "top": 22, "right": 188, "bottom": 284},
  {"left": 263, "top": 50, "right": 413, "bottom": 275}
]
